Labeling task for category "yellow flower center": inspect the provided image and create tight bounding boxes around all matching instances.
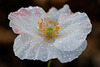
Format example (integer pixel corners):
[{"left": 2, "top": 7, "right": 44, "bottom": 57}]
[{"left": 38, "top": 18, "right": 60, "bottom": 39}]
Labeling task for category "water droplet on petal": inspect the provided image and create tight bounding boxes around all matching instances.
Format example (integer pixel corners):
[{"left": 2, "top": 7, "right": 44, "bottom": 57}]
[
  {"left": 68, "top": 58, "right": 71, "bottom": 61},
  {"left": 63, "top": 55, "right": 66, "bottom": 58},
  {"left": 43, "top": 56, "right": 46, "bottom": 59}
]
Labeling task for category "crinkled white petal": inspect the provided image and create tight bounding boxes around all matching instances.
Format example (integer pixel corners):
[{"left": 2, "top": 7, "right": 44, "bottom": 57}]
[
  {"left": 13, "top": 34, "right": 87, "bottom": 63},
  {"left": 47, "top": 7, "right": 57, "bottom": 18},
  {"left": 48, "top": 4, "right": 72, "bottom": 19},
  {"left": 54, "top": 12, "right": 92, "bottom": 51},
  {"left": 8, "top": 6, "right": 47, "bottom": 36}
]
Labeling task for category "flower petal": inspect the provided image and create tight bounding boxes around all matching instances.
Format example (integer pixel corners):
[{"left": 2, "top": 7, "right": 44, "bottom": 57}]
[
  {"left": 48, "top": 4, "right": 71, "bottom": 19},
  {"left": 13, "top": 34, "right": 87, "bottom": 63},
  {"left": 54, "top": 12, "right": 92, "bottom": 51},
  {"left": 13, "top": 34, "right": 43, "bottom": 60},
  {"left": 8, "top": 6, "right": 47, "bottom": 35},
  {"left": 47, "top": 7, "right": 57, "bottom": 17},
  {"left": 58, "top": 40, "right": 87, "bottom": 63},
  {"left": 13, "top": 34, "right": 54, "bottom": 61}
]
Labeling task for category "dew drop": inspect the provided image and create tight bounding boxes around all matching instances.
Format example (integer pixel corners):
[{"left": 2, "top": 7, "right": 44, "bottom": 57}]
[
  {"left": 63, "top": 55, "right": 66, "bottom": 58},
  {"left": 43, "top": 51, "right": 46, "bottom": 54},
  {"left": 43, "top": 56, "right": 46, "bottom": 59},
  {"left": 68, "top": 58, "right": 71, "bottom": 60},
  {"left": 46, "top": 47, "right": 49, "bottom": 50},
  {"left": 51, "top": 45, "right": 53, "bottom": 46},
  {"left": 17, "top": 38, "right": 20, "bottom": 41}
]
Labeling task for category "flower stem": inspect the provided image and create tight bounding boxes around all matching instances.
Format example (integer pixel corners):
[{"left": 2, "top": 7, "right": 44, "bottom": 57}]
[{"left": 47, "top": 59, "right": 52, "bottom": 67}]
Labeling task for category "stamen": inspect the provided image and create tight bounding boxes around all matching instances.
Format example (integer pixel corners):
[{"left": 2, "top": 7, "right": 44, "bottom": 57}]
[
  {"left": 41, "top": 36, "right": 43, "bottom": 38},
  {"left": 37, "top": 18, "right": 60, "bottom": 39},
  {"left": 56, "top": 32, "right": 59, "bottom": 34},
  {"left": 55, "top": 35, "right": 58, "bottom": 37},
  {"left": 57, "top": 23, "right": 59, "bottom": 25},
  {"left": 43, "top": 28, "right": 45, "bottom": 31},
  {"left": 44, "top": 18, "right": 47, "bottom": 22},
  {"left": 39, "top": 33, "right": 42, "bottom": 35},
  {"left": 49, "top": 38, "right": 52, "bottom": 39},
  {"left": 53, "top": 20, "right": 56, "bottom": 24},
  {"left": 48, "top": 20, "right": 51, "bottom": 24},
  {"left": 38, "top": 22, "right": 39, "bottom": 25},
  {"left": 46, "top": 31, "right": 49, "bottom": 33},
  {"left": 41, "top": 18, "right": 43, "bottom": 22},
  {"left": 38, "top": 29, "right": 41, "bottom": 31}
]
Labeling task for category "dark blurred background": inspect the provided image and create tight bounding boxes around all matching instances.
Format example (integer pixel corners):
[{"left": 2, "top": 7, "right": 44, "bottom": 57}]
[{"left": 0, "top": 0, "right": 100, "bottom": 67}]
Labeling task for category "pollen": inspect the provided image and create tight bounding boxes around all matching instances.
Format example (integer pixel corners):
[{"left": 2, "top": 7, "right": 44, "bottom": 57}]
[
  {"left": 38, "top": 18, "right": 60, "bottom": 39},
  {"left": 57, "top": 23, "right": 59, "bottom": 25},
  {"left": 44, "top": 18, "right": 46, "bottom": 20},
  {"left": 39, "top": 33, "right": 42, "bottom": 35}
]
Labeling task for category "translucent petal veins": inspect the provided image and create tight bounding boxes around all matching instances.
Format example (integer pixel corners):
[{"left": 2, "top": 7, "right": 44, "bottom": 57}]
[{"left": 38, "top": 18, "right": 60, "bottom": 39}]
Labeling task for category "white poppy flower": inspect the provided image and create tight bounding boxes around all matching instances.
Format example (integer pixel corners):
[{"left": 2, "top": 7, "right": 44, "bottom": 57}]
[{"left": 8, "top": 4, "right": 92, "bottom": 63}]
